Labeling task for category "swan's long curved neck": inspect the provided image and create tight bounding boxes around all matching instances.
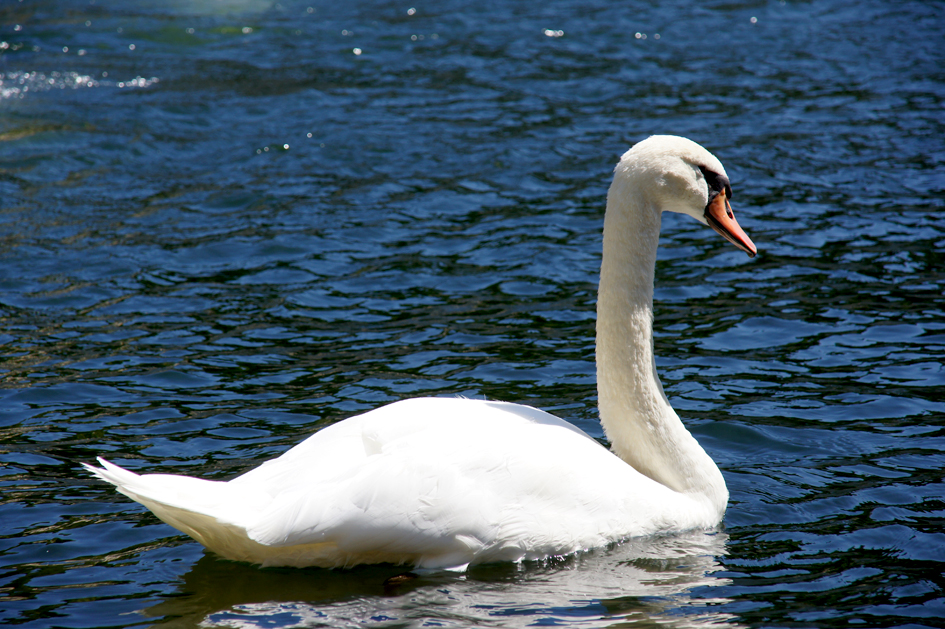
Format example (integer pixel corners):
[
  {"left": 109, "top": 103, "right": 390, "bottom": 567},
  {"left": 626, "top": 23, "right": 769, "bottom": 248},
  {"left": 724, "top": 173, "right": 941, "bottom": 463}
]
[{"left": 596, "top": 173, "right": 727, "bottom": 516}]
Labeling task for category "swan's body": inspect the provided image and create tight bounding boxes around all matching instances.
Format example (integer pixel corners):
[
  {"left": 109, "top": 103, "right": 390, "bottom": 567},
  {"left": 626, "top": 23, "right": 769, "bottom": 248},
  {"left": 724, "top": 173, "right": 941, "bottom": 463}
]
[{"left": 85, "top": 135, "right": 756, "bottom": 569}]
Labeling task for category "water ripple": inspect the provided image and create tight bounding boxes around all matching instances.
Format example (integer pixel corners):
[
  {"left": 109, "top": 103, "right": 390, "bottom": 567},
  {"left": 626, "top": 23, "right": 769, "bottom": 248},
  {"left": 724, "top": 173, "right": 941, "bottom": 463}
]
[{"left": 2, "top": 0, "right": 944, "bottom": 627}]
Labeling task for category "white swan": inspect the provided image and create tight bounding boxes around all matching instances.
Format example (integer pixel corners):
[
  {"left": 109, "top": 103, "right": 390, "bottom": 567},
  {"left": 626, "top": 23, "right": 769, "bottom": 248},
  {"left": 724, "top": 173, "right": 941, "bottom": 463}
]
[{"left": 85, "top": 135, "right": 757, "bottom": 570}]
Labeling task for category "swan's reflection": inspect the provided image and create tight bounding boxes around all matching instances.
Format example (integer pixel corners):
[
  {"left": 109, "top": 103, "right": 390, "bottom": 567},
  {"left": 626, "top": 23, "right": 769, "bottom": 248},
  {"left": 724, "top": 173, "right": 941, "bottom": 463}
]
[{"left": 145, "top": 532, "right": 738, "bottom": 628}]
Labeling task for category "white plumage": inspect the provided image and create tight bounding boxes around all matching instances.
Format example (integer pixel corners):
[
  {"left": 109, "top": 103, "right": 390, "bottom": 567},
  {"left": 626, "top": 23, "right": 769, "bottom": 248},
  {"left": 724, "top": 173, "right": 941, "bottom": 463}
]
[{"left": 85, "top": 135, "right": 757, "bottom": 569}]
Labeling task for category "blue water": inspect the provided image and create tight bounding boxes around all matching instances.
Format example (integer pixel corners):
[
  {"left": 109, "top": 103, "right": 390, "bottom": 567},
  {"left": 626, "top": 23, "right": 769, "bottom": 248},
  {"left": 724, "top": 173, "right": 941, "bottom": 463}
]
[{"left": 2, "top": 0, "right": 944, "bottom": 627}]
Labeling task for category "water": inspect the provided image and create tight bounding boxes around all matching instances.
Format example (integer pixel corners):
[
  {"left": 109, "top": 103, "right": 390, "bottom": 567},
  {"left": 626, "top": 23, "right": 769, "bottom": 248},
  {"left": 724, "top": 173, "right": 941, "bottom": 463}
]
[{"left": 1, "top": 0, "right": 944, "bottom": 626}]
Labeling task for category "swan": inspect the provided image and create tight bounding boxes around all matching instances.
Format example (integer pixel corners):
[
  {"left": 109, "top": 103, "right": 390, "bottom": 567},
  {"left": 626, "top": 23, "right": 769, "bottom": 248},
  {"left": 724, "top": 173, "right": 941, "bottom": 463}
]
[{"left": 85, "top": 135, "right": 757, "bottom": 570}]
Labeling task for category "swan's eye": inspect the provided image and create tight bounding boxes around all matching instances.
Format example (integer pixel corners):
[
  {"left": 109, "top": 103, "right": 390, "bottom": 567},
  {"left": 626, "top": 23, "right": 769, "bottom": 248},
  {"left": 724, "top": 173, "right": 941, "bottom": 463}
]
[{"left": 698, "top": 165, "right": 731, "bottom": 201}]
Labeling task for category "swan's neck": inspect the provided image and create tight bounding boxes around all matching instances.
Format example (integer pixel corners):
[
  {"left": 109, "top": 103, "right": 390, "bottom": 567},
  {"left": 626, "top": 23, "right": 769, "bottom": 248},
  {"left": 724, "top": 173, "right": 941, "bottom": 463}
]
[{"left": 596, "top": 175, "right": 727, "bottom": 515}]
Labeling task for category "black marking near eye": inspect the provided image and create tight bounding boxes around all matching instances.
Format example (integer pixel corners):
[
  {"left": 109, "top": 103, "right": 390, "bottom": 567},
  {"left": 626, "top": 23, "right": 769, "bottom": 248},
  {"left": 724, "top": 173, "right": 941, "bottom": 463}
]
[{"left": 699, "top": 165, "right": 733, "bottom": 201}]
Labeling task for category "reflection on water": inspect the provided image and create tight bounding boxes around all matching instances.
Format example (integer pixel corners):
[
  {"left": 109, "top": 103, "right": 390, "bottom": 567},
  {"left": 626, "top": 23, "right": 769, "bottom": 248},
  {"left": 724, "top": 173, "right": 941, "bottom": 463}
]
[{"left": 147, "top": 533, "right": 735, "bottom": 629}]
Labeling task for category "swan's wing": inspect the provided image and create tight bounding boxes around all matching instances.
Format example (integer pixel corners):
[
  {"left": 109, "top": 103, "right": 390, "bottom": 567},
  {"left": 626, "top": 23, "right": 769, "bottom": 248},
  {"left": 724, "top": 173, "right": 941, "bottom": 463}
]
[{"left": 231, "top": 398, "right": 685, "bottom": 562}]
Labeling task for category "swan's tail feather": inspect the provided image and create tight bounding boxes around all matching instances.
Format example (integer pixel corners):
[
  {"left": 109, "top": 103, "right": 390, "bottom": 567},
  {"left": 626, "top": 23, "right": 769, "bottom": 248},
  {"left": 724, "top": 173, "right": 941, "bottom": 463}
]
[
  {"left": 83, "top": 458, "right": 269, "bottom": 563},
  {"left": 82, "top": 457, "right": 140, "bottom": 490},
  {"left": 84, "top": 458, "right": 355, "bottom": 567},
  {"left": 84, "top": 457, "right": 231, "bottom": 513}
]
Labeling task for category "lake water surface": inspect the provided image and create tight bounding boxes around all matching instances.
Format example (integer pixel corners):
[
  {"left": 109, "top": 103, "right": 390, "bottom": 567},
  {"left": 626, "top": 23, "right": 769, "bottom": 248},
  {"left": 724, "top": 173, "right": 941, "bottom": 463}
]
[{"left": 2, "top": 0, "right": 944, "bottom": 627}]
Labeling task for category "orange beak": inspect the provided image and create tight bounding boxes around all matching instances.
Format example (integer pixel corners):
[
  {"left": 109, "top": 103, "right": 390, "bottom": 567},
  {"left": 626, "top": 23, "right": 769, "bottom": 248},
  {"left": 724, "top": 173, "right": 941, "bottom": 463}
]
[{"left": 704, "top": 190, "right": 757, "bottom": 257}]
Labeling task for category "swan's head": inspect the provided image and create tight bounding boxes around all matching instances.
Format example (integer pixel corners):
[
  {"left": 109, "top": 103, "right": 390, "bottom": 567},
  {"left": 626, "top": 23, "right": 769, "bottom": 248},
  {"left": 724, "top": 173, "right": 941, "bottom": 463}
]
[{"left": 618, "top": 135, "right": 757, "bottom": 257}]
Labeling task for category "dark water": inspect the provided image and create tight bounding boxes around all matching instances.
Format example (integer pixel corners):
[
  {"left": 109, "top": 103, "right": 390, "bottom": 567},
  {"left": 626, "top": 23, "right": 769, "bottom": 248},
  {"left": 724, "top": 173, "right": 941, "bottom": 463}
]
[{"left": 2, "top": 0, "right": 944, "bottom": 626}]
